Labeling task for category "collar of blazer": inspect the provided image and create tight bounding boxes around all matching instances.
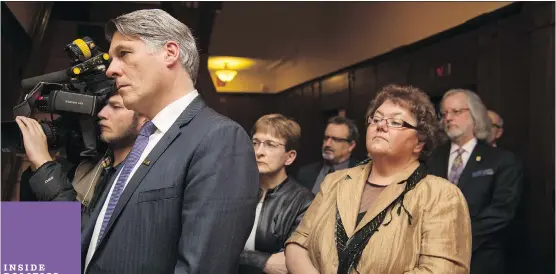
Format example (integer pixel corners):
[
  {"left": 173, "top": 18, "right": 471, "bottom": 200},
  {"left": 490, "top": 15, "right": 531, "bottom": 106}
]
[
  {"left": 173, "top": 96, "right": 207, "bottom": 129},
  {"left": 334, "top": 160, "right": 421, "bottom": 238}
]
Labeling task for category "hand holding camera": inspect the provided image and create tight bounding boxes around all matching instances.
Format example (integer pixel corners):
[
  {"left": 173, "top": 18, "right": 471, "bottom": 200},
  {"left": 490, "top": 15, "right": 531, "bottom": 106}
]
[{"left": 14, "top": 116, "right": 53, "bottom": 170}]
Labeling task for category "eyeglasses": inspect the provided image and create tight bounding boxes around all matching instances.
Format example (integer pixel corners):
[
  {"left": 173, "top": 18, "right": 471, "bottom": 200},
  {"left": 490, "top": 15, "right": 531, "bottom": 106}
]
[
  {"left": 438, "top": 108, "right": 469, "bottom": 119},
  {"left": 367, "top": 116, "right": 418, "bottom": 130},
  {"left": 323, "top": 135, "right": 351, "bottom": 143},
  {"left": 252, "top": 139, "right": 285, "bottom": 150}
]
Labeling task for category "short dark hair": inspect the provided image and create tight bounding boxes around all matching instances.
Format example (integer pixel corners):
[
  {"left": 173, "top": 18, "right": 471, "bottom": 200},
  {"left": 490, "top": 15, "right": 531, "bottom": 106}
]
[
  {"left": 365, "top": 84, "right": 441, "bottom": 161},
  {"left": 327, "top": 116, "right": 359, "bottom": 143}
]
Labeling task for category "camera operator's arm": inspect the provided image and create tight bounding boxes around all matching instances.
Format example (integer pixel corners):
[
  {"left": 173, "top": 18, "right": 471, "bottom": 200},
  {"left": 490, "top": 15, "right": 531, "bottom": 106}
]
[
  {"left": 27, "top": 161, "right": 77, "bottom": 201},
  {"left": 15, "top": 116, "right": 76, "bottom": 201}
]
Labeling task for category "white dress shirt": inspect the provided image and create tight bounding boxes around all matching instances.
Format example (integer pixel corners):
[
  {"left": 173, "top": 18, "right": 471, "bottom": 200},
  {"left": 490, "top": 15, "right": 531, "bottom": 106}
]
[
  {"left": 448, "top": 137, "right": 478, "bottom": 176},
  {"left": 85, "top": 90, "right": 199, "bottom": 271}
]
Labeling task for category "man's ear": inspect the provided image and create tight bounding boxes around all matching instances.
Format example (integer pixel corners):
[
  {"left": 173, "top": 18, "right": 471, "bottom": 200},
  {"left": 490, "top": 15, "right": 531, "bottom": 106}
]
[
  {"left": 348, "top": 141, "right": 356, "bottom": 153},
  {"left": 496, "top": 128, "right": 504, "bottom": 139},
  {"left": 164, "top": 41, "right": 180, "bottom": 67}
]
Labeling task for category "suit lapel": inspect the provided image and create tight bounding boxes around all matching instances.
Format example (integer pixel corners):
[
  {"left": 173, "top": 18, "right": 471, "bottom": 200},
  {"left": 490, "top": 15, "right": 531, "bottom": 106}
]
[
  {"left": 96, "top": 96, "right": 207, "bottom": 249},
  {"left": 457, "top": 143, "right": 486, "bottom": 191},
  {"left": 336, "top": 163, "right": 368, "bottom": 238},
  {"left": 81, "top": 169, "right": 116, "bottom": 253}
]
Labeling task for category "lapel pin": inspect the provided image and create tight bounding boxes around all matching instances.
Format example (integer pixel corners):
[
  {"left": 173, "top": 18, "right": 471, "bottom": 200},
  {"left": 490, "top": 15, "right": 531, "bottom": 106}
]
[
  {"left": 476, "top": 156, "right": 481, "bottom": 162},
  {"left": 101, "top": 157, "right": 112, "bottom": 168},
  {"left": 142, "top": 160, "right": 152, "bottom": 166}
]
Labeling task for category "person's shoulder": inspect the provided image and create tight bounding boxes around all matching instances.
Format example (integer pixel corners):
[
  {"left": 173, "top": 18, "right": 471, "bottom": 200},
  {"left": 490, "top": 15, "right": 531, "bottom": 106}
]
[
  {"left": 288, "top": 177, "right": 316, "bottom": 199},
  {"left": 477, "top": 142, "right": 520, "bottom": 166},
  {"left": 489, "top": 144, "right": 517, "bottom": 159},
  {"left": 198, "top": 107, "right": 242, "bottom": 128},
  {"left": 300, "top": 161, "right": 322, "bottom": 169},
  {"left": 348, "top": 157, "right": 362, "bottom": 167},
  {"left": 419, "top": 174, "right": 457, "bottom": 189},
  {"left": 415, "top": 174, "right": 467, "bottom": 204},
  {"left": 191, "top": 107, "right": 250, "bottom": 139},
  {"left": 354, "top": 158, "right": 371, "bottom": 167},
  {"left": 320, "top": 163, "right": 367, "bottom": 193}
]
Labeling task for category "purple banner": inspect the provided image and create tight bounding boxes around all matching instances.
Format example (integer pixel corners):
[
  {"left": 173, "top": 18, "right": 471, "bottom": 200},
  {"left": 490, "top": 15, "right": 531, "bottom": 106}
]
[{"left": 1, "top": 202, "right": 81, "bottom": 274}]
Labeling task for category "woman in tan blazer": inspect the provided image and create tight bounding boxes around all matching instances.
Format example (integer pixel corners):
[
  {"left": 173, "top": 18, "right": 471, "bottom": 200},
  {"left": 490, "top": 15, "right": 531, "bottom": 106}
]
[{"left": 285, "top": 84, "right": 472, "bottom": 274}]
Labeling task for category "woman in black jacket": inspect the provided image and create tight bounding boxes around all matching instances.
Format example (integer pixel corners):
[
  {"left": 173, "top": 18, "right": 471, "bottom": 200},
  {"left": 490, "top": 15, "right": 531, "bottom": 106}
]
[{"left": 240, "top": 114, "right": 314, "bottom": 274}]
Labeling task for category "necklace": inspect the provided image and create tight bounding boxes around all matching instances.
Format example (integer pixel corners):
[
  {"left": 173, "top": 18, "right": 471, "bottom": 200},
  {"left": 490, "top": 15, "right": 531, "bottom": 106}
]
[{"left": 366, "top": 181, "right": 388, "bottom": 188}]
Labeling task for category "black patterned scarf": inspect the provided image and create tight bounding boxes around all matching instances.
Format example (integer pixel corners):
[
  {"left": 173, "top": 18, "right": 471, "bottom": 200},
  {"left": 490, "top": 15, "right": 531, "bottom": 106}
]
[{"left": 335, "top": 164, "right": 427, "bottom": 274}]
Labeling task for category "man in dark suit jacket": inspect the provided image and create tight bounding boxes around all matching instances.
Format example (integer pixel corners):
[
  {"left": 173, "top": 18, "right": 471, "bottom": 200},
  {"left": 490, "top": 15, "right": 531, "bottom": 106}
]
[
  {"left": 296, "top": 116, "right": 359, "bottom": 193},
  {"left": 428, "top": 89, "right": 523, "bottom": 274},
  {"left": 82, "top": 9, "right": 259, "bottom": 274}
]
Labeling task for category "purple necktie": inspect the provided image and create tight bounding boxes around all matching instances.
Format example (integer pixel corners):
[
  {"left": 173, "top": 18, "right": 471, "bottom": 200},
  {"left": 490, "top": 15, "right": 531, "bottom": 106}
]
[
  {"left": 449, "top": 148, "right": 465, "bottom": 185},
  {"left": 97, "top": 121, "right": 157, "bottom": 245}
]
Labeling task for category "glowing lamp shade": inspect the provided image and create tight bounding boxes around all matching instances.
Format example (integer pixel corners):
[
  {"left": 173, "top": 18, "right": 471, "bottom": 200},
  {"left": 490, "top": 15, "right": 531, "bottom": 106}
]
[{"left": 215, "top": 69, "right": 238, "bottom": 83}]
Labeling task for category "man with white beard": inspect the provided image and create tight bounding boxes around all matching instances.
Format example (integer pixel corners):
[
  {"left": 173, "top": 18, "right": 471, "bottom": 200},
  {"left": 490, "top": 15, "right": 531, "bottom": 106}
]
[{"left": 427, "top": 89, "right": 523, "bottom": 274}]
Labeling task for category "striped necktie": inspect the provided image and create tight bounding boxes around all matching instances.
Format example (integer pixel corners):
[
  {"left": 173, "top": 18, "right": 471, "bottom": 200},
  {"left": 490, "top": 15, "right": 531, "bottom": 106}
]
[
  {"left": 96, "top": 121, "right": 157, "bottom": 245},
  {"left": 449, "top": 148, "right": 465, "bottom": 185}
]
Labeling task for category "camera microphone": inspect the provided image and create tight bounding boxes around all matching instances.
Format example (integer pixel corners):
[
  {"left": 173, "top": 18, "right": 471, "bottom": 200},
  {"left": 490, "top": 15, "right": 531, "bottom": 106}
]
[{"left": 21, "top": 69, "right": 70, "bottom": 89}]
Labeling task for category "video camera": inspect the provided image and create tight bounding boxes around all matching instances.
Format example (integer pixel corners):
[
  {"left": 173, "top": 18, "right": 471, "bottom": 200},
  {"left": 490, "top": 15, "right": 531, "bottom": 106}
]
[{"left": 1, "top": 37, "right": 113, "bottom": 159}]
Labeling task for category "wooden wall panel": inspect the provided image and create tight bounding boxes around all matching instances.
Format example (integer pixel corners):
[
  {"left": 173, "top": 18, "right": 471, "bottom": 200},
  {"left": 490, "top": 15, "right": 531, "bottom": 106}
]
[
  {"left": 522, "top": 3, "right": 555, "bottom": 273},
  {"left": 408, "top": 30, "right": 478, "bottom": 97},
  {"left": 1, "top": 3, "right": 31, "bottom": 121},
  {"left": 1, "top": 3, "right": 32, "bottom": 200},
  {"left": 376, "top": 54, "right": 410, "bottom": 89},
  {"left": 287, "top": 85, "right": 320, "bottom": 175},
  {"left": 349, "top": 66, "right": 378, "bottom": 161},
  {"left": 320, "top": 72, "right": 349, "bottom": 110},
  {"left": 496, "top": 15, "right": 530, "bottom": 156},
  {"left": 476, "top": 22, "right": 501, "bottom": 103}
]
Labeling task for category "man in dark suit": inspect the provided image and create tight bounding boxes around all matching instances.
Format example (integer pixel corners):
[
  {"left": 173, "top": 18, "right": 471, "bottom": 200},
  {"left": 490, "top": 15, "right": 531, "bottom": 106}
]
[
  {"left": 82, "top": 9, "right": 259, "bottom": 274},
  {"left": 427, "top": 89, "right": 523, "bottom": 274},
  {"left": 296, "top": 116, "right": 359, "bottom": 193}
]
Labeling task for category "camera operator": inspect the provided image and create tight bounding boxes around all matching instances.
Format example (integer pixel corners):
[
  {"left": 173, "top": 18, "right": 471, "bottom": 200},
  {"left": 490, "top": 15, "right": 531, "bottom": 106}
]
[
  {"left": 15, "top": 91, "right": 146, "bottom": 228},
  {"left": 16, "top": 112, "right": 76, "bottom": 202}
]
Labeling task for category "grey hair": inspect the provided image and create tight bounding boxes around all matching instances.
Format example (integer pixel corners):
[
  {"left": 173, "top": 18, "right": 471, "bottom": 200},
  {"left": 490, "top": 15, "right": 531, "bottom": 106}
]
[
  {"left": 105, "top": 9, "right": 200, "bottom": 83},
  {"left": 441, "top": 89, "right": 492, "bottom": 140}
]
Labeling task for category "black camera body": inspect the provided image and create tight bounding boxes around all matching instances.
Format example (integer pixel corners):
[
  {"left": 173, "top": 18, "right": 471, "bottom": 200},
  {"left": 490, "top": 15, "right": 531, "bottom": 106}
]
[{"left": 2, "top": 37, "right": 113, "bottom": 159}]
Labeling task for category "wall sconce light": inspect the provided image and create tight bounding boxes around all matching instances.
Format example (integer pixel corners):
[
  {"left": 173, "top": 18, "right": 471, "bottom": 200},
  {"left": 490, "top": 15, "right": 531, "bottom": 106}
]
[{"left": 215, "top": 63, "right": 238, "bottom": 83}]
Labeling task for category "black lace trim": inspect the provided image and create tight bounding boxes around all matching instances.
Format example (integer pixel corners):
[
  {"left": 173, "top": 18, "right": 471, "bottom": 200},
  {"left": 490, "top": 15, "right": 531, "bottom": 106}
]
[{"left": 335, "top": 164, "right": 427, "bottom": 274}]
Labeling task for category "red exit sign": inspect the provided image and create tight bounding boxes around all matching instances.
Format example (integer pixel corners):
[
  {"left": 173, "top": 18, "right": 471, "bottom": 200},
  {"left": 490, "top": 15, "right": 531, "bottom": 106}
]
[{"left": 435, "top": 63, "right": 452, "bottom": 77}]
